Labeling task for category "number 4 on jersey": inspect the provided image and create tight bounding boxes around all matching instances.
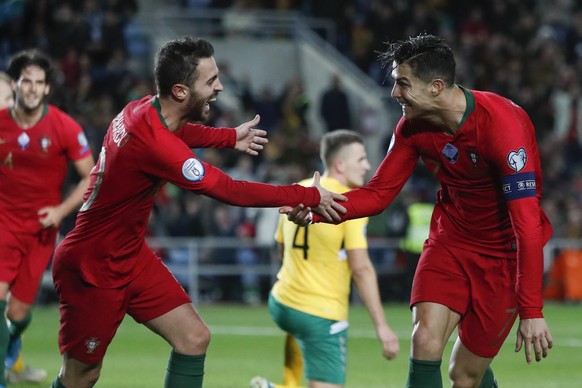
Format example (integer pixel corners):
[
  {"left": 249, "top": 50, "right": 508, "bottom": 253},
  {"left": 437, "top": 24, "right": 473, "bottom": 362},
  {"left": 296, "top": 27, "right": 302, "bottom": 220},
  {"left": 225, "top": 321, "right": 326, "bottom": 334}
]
[{"left": 292, "top": 224, "right": 309, "bottom": 259}]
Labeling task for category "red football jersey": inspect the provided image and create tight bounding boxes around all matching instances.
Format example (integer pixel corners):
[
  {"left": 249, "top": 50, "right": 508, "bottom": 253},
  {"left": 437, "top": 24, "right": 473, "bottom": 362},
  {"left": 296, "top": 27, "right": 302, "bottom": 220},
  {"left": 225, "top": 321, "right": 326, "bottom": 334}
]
[
  {"left": 0, "top": 105, "right": 92, "bottom": 233},
  {"left": 315, "top": 88, "right": 552, "bottom": 317},
  {"left": 55, "top": 96, "right": 320, "bottom": 288}
]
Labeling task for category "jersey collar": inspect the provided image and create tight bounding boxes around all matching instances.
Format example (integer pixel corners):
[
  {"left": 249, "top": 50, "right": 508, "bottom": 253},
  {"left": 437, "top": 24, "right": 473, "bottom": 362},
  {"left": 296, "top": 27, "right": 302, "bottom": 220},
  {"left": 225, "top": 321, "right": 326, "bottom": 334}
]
[
  {"left": 457, "top": 85, "right": 475, "bottom": 128},
  {"left": 151, "top": 95, "right": 169, "bottom": 129}
]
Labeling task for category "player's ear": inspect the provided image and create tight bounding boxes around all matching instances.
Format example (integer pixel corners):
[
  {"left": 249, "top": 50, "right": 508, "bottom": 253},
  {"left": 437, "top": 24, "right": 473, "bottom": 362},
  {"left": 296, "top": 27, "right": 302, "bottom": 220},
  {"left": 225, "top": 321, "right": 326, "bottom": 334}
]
[
  {"left": 335, "top": 158, "right": 346, "bottom": 174},
  {"left": 171, "top": 84, "right": 188, "bottom": 102},
  {"left": 430, "top": 79, "right": 445, "bottom": 97}
]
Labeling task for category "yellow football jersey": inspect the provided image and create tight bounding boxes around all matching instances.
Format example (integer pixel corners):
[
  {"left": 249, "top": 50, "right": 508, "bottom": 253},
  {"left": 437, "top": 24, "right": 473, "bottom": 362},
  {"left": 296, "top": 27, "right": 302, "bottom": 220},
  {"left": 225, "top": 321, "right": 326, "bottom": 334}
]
[{"left": 271, "top": 177, "right": 368, "bottom": 321}]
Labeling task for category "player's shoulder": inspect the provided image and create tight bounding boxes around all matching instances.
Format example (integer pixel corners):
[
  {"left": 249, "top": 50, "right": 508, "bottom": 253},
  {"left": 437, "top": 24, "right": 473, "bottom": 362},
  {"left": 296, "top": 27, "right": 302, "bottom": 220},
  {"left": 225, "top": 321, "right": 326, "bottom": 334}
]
[
  {"left": 46, "top": 104, "right": 83, "bottom": 130},
  {"left": 471, "top": 89, "right": 525, "bottom": 117},
  {"left": 125, "top": 95, "right": 168, "bottom": 134}
]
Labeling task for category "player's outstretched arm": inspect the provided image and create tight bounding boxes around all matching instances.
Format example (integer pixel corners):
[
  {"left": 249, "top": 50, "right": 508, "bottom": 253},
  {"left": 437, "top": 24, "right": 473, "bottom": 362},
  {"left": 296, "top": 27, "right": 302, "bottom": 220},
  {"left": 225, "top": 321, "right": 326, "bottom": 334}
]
[
  {"left": 515, "top": 318, "right": 553, "bottom": 364},
  {"left": 233, "top": 114, "right": 268, "bottom": 156}
]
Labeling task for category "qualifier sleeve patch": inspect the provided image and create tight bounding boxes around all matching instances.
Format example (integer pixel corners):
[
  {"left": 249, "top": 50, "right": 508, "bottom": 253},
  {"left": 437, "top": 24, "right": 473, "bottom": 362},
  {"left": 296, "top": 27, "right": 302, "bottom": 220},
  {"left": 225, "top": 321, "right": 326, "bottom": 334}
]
[
  {"left": 500, "top": 171, "right": 536, "bottom": 201},
  {"left": 182, "top": 158, "right": 205, "bottom": 182}
]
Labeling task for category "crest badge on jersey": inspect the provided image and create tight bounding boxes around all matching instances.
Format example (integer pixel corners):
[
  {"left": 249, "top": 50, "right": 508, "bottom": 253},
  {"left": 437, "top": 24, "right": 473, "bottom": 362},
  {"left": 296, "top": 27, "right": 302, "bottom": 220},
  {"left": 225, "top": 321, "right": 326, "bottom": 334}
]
[
  {"left": 182, "top": 158, "right": 205, "bottom": 182},
  {"left": 441, "top": 143, "right": 459, "bottom": 164},
  {"left": 507, "top": 147, "right": 527, "bottom": 172},
  {"left": 467, "top": 146, "right": 480, "bottom": 167},
  {"left": 17, "top": 132, "right": 30, "bottom": 150},
  {"left": 40, "top": 136, "right": 51, "bottom": 153}
]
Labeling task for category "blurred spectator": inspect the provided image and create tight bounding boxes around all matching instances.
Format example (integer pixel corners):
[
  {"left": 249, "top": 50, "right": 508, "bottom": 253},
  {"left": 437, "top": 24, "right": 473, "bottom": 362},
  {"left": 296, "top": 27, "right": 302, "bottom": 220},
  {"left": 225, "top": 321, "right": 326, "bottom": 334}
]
[
  {"left": 253, "top": 86, "right": 280, "bottom": 134},
  {"left": 319, "top": 74, "right": 351, "bottom": 132}
]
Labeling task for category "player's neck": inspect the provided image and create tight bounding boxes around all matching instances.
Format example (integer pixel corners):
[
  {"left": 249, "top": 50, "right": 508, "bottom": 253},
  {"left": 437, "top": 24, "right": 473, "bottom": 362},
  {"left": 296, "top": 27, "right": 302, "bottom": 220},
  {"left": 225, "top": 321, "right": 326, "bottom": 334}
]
[
  {"left": 11, "top": 104, "right": 45, "bottom": 129},
  {"left": 324, "top": 171, "right": 347, "bottom": 187},
  {"left": 157, "top": 96, "right": 185, "bottom": 132},
  {"left": 429, "top": 85, "right": 467, "bottom": 136}
]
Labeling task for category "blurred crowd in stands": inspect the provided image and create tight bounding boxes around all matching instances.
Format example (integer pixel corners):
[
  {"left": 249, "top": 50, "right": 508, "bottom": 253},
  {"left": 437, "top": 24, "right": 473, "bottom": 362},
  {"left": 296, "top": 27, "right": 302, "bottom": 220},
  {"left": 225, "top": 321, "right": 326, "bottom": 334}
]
[{"left": 3, "top": 0, "right": 582, "bottom": 300}]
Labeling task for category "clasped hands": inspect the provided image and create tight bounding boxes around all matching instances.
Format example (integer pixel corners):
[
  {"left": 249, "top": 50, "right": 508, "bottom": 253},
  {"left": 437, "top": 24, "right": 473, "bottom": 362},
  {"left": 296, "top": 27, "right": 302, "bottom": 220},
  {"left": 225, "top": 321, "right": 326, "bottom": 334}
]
[{"left": 280, "top": 171, "right": 347, "bottom": 224}]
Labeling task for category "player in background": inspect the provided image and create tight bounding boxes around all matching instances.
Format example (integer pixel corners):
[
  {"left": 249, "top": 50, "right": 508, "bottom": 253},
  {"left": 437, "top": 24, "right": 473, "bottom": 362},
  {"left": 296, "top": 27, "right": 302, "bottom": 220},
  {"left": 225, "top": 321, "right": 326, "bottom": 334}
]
[
  {"left": 281, "top": 34, "right": 553, "bottom": 387},
  {"left": 0, "top": 51, "right": 96, "bottom": 387},
  {"left": 0, "top": 71, "right": 46, "bottom": 384},
  {"left": 49, "top": 36, "right": 346, "bottom": 388},
  {"left": 251, "top": 130, "right": 399, "bottom": 388}
]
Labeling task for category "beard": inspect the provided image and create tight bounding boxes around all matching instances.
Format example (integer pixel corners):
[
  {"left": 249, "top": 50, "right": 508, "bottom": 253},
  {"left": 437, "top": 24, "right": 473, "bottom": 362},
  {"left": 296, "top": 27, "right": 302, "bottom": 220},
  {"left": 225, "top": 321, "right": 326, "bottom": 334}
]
[
  {"left": 17, "top": 93, "right": 45, "bottom": 113},
  {"left": 186, "top": 94, "right": 210, "bottom": 123}
]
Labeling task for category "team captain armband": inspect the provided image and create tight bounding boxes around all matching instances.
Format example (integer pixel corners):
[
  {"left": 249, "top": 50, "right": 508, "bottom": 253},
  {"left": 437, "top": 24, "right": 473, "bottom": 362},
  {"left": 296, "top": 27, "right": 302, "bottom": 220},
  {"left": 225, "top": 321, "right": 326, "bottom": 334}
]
[{"left": 500, "top": 172, "right": 536, "bottom": 201}]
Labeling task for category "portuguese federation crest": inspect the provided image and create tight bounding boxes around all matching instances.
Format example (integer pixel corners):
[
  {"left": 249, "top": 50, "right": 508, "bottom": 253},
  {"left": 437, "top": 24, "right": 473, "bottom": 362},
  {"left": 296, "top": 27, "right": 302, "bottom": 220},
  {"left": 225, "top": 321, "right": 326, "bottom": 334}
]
[{"left": 85, "top": 337, "right": 101, "bottom": 354}]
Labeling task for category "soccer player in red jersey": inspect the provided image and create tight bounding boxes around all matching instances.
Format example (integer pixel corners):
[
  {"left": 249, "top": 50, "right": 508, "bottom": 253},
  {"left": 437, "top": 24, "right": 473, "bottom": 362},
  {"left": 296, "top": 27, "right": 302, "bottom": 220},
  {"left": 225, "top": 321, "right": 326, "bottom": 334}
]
[
  {"left": 282, "top": 34, "right": 553, "bottom": 387},
  {"left": 0, "top": 50, "right": 96, "bottom": 387},
  {"left": 49, "top": 37, "right": 346, "bottom": 388}
]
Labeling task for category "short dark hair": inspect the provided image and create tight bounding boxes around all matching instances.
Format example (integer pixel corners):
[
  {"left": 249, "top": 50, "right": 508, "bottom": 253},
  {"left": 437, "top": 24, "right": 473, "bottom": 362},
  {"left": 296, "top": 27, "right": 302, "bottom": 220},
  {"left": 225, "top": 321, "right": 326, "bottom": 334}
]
[
  {"left": 320, "top": 129, "right": 364, "bottom": 168},
  {"left": 154, "top": 37, "right": 215, "bottom": 96},
  {"left": 7, "top": 49, "right": 53, "bottom": 83},
  {"left": 378, "top": 33, "right": 456, "bottom": 87}
]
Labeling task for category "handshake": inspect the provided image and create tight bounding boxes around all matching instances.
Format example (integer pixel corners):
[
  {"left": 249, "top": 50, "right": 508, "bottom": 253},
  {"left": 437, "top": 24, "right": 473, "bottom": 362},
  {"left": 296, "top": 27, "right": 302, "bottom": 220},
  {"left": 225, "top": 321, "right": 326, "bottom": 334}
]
[{"left": 279, "top": 171, "right": 347, "bottom": 226}]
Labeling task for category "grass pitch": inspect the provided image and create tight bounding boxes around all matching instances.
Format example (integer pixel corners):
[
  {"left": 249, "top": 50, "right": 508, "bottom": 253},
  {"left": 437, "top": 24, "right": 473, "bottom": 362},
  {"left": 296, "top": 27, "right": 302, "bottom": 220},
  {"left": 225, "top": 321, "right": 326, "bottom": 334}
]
[{"left": 14, "top": 302, "right": 582, "bottom": 387}]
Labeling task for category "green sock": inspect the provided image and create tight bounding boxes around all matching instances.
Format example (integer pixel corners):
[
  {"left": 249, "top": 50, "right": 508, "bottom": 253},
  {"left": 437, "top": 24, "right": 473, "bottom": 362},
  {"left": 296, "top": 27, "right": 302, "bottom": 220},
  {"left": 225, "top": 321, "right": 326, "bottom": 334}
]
[
  {"left": 406, "top": 358, "right": 442, "bottom": 388},
  {"left": 0, "top": 301, "right": 8, "bottom": 385},
  {"left": 50, "top": 376, "right": 66, "bottom": 388},
  {"left": 479, "top": 367, "right": 495, "bottom": 388},
  {"left": 8, "top": 311, "right": 32, "bottom": 340},
  {"left": 164, "top": 351, "right": 205, "bottom": 388}
]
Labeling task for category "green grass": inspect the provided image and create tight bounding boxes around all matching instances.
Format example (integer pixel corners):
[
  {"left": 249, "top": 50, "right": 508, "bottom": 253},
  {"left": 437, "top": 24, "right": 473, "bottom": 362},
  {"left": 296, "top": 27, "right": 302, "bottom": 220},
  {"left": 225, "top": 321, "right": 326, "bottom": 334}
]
[{"left": 14, "top": 302, "right": 582, "bottom": 387}]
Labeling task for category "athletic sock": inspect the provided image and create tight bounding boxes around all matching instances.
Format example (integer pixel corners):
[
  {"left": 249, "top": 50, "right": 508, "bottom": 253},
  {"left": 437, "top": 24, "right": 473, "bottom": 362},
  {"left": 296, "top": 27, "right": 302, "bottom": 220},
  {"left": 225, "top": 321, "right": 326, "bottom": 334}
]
[
  {"left": 479, "top": 367, "right": 495, "bottom": 388},
  {"left": 0, "top": 301, "right": 8, "bottom": 385},
  {"left": 282, "top": 335, "right": 303, "bottom": 386},
  {"left": 8, "top": 311, "right": 32, "bottom": 340},
  {"left": 406, "top": 358, "right": 442, "bottom": 388},
  {"left": 50, "top": 376, "right": 66, "bottom": 388},
  {"left": 164, "top": 351, "right": 205, "bottom": 388},
  {"left": 11, "top": 353, "right": 25, "bottom": 372}
]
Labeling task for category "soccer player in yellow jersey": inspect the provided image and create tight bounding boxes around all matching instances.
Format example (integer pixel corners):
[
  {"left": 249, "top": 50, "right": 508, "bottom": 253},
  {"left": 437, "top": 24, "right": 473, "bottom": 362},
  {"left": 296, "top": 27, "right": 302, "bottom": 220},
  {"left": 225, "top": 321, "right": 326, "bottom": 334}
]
[{"left": 251, "top": 130, "right": 400, "bottom": 388}]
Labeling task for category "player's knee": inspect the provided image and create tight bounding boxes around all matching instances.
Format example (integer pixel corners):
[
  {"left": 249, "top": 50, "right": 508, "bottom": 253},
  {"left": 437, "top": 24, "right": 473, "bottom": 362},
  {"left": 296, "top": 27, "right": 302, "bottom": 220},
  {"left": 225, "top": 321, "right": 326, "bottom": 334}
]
[
  {"left": 411, "top": 324, "right": 445, "bottom": 358},
  {"left": 448, "top": 364, "right": 480, "bottom": 388},
  {"left": 6, "top": 299, "right": 31, "bottom": 321},
  {"left": 61, "top": 366, "right": 101, "bottom": 388},
  {"left": 175, "top": 324, "right": 211, "bottom": 355}
]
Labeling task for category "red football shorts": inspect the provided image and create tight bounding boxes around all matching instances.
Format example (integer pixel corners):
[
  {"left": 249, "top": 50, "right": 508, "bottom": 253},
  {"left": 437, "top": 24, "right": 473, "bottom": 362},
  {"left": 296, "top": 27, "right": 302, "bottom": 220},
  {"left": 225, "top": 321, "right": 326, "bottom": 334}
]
[
  {"left": 53, "top": 248, "right": 191, "bottom": 364},
  {"left": 411, "top": 238, "right": 518, "bottom": 358},
  {"left": 0, "top": 228, "right": 57, "bottom": 304}
]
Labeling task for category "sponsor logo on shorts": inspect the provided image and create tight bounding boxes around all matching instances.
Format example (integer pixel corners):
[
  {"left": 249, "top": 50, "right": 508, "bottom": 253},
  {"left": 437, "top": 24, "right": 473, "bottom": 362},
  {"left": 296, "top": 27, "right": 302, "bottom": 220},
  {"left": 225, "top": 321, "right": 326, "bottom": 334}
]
[{"left": 329, "top": 320, "right": 349, "bottom": 335}]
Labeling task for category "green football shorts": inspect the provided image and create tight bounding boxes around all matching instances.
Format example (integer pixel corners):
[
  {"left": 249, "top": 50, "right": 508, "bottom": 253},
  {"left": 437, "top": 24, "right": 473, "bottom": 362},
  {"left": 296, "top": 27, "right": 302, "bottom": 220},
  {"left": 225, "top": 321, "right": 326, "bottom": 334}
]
[{"left": 268, "top": 293, "right": 349, "bottom": 384}]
